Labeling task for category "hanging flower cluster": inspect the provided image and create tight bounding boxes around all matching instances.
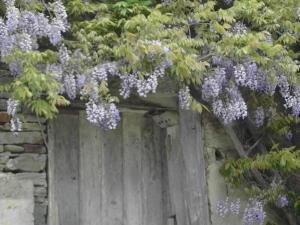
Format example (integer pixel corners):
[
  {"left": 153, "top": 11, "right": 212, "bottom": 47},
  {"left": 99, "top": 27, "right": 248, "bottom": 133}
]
[{"left": 216, "top": 197, "right": 266, "bottom": 225}]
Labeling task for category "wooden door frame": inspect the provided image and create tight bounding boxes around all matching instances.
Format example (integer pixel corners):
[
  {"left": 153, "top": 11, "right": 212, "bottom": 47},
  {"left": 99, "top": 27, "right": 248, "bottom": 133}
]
[{"left": 47, "top": 108, "right": 210, "bottom": 225}]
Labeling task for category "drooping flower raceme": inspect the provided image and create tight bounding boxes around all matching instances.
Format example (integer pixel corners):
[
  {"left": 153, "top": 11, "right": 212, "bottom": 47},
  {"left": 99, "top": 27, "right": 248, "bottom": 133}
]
[
  {"left": 86, "top": 100, "right": 121, "bottom": 130},
  {"left": 254, "top": 107, "right": 265, "bottom": 128},
  {"left": 7, "top": 98, "right": 19, "bottom": 116},
  {"left": 179, "top": 87, "right": 191, "bottom": 110},
  {"left": 276, "top": 195, "right": 289, "bottom": 208},
  {"left": 242, "top": 200, "right": 266, "bottom": 225},
  {"left": 7, "top": 98, "right": 22, "bottom": 133},
  {"left": 216, "top": 197, "right": 240, "bottom": 218}
]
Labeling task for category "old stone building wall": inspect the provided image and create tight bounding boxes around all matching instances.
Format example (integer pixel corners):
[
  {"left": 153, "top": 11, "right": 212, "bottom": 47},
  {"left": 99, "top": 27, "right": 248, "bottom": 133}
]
[{"left": 0, "top": 70, "right": 48, "bottom": 225}]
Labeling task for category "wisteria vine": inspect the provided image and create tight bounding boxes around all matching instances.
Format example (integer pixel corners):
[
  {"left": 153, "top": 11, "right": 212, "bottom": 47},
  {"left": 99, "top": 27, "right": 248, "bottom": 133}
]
[{"left": 0, "top": 0, "right": 299, "bottom": 136}]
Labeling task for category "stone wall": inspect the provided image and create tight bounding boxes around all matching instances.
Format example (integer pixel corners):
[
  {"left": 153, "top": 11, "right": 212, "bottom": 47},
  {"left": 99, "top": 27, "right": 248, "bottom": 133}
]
[
  {"left": 202, "top": 113, "right": 285, "bottom": 225},
  {"left": 0, "top": 70, "right": 48, "bottom": 225}
]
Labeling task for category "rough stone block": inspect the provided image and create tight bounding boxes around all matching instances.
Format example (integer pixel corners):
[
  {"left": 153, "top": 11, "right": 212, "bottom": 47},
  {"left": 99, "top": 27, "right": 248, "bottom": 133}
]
[
  {"left": 24, "top": 144, "right": 46, "bottom": 154},
  {"left": 0, "top": 99, "right": 6, "bottom": 111},
  {"left": 15, "top": 173, "right": 47, "bottom": 187},
  {"left": 6, "top": 154, "right": 46, "bottom": 172},
  {"left": 34, "top": 202, "right": 47, "bottom": 225},
  {"left": 0, "top": 92, "right": 10, "bottom": 99},
  {"left": 0, "top": 145, "right": 3, "bottom": 152},
  {"left": 0, "top": 122, "right": 45, "bottom": 131},
  {"left": 4, "top": 145, "right": 25, "bottom": 153},
  {"left": 0, "top": 152, "right": 10, "bottom": 164},
  {"left": 0, "top": 112, "right": 10, "bottom": 123},
  {"left": 0, "top": 173, "right": 34, "bottom": 225},
  {"left": 17, "top": 114, "right": 47, "bottom": 123},
  {"left": 0, "top": 132, "right": 43, "bottom": 144}
]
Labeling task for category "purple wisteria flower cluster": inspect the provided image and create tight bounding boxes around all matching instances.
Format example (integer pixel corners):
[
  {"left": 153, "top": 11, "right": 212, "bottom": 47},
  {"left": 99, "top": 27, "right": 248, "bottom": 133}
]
[
  {"left": 242, "top": 200, "right": 265, "bottom": 225},
  {"left": 216, "top": 197, "right": 266, "bottom": 225},
  {"left": 276, "top": 195, "right": 289, "bottom": 208},
  {"left": 6, "top": 98, "right": 22, "bottom": 133},
  {"left": 201, "top": 52, "right": 300, "bottom": 125},
  {"left": 216, "top": 197, "right": 241, "bottom": 217},
  {"left": 0, "top": 0, "right": 68, "bottom": 75},
  {"left": 119, "top": 59, "right": 171, "bottom": 99},
  {"left": 179, "top": 87, "right": 191, "bottom": 110},
  {"left": 86, "top": 100, "right": 120, "bottom": 130}
]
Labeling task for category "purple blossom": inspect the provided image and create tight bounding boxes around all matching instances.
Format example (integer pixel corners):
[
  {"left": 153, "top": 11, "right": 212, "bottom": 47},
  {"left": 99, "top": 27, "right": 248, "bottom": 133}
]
[
  {"left": 179, "top": 87, "right": 191, "bottom": 110},
  {"left": 86, "top": 100, "right": 120, "bottom": 130},
  {"left": 10, "top": 117, "right": 22, "bottom": 133},
  {"left": 64, "top": 73, "right": 77, "bottom": 100},
  {"left": 53, "top": 0, "right": 68, "bottom": 27},
  {"left": 36, "top": 13, "right": 51, "bottom": 37},
  {"left": 224, "top": 0, "right": 232, "bottom": 5},
  {"left": 242, "top": 200, "right": 265, "bottom": 225},
  {"left": 234, "top": 64, "right": 247, "bottom": 86},
  {"left": 8, "top": 60, "right": 21, "bottom": 76},
  {"left": 119, "top": 72, "right": 137, "bottom": 99},
  {"left": 213, "top": 86, "right": 247, "bottom": 124},
  {"left": 285, "top": 130, "right": 293, "bottom": 141},
  {"left": 46, "top": 64, "right": 63, "bottom": 82},
  {"left": 276, "top": 195, "right": 289, "bottom": 208},
  {"left": 230, "top": 199, "right": 241, "bottom": 215},
  {"left": 262, "top": 31, "right": 273, "bottom": 44},
  {"left": 59, "top": 45, "right": 69, "bottom": 65},
  {"left": 0, "top": 19, "right": 8, "bottom": 39},
  {"left": 284, "top": 86, "right": 300, "bottom": 116},
  {"left": 243, "top": 62, "right": 258, "bottom": 90},
  {"left": 136, "top": 73, "right": 158, "bottom": 97},
  {"left": 18, "top": 33, "right": 32, "bottom": 51},
  {"left": 6, "top": 6, "right": 20, "bottom": 33},
  {"left": 77, "top": 75, "right": 86, "bottom": 88},
  {"left": 19, "top": 11, "right": 39, "bottom": 36},
  {"left": 7, "top": 98, "right": 19, "bottom": 116},
  {"left": 202, "top": 67, "right": 226, "bottom": 101},
  {"left": 254, "top": 107, "right": 265, "bottom": 127},
  {"left": 230, "top": 22, "right": 247, "bottom": 35},
  {"left": 216, "top": 197, "right": 229, "bottom": 217}
]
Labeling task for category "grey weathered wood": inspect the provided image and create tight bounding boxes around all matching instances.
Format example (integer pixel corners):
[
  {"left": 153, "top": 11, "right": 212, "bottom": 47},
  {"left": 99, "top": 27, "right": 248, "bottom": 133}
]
[
  {"left": 79, "top": 112, "right": 102, "bottom": 225},
  {"left": 180, "top": 110, "right": 210, "bottom": 225},
  {"left": 47, "top": 108, "right": 209, "bottom": 225},
  {"left": 100, "top": 124, "right": 123, "bottom": 225},
  {"left": 141, "top": 119, "right": 164, "bottom": 225},
  {"left": 48, "top": 113, "right": 80, "bottom": 225},
  {"left": 165, "top": 125, "right": 187, "bottom": 225},
  {"left": 47, "top": 121, "right": 58, "bottom": 225},
  {"left": 122, "top": 112, "right": 143, "bottom": 225}
]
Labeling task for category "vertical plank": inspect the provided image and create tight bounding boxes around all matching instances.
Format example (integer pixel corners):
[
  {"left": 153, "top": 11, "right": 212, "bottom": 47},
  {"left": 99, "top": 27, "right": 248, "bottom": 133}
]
[
  {"left": 79, "top": 111, "right": 102, "bottom": 225},
  {"left": 160, "top": 128, "right": 172, "bottom": 225},
  {"left": 122, "top": 112, "right": 143, "bottom": 225},
  {"left": 165, "top": 125, "right": 188, "bottom": 225},
  {"left": 49, "top": 113, "right": 80, "bottom": 225},
  {"left": 101, "top": 125, "right": 123, "bottom": 225},
  {"left": 179, "top": 110, "right": 210, "bottom": 225},
  {"left": 47, "top": 121, "right": 59, "bottom": 225},
  {"left": 141, "top": 118, "right": 163, "bottom": 225}
]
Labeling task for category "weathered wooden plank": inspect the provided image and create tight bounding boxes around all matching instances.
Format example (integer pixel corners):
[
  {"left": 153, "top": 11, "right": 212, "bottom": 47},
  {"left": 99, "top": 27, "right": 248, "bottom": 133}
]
[
  {"left": 49, "top": 113, "right": 80, "bottom": 225},
  {"left": 165, "top": 125, "right": 187, "bottom": 225},
  {"left": 180, "top": 110, "right": 210, "bottom": 225},
  {"left": 47, "top": 121, "right": 58, "bottom": 225},
  {"left": 101, "top": 125, "right": 123, "bottom": 225},
  {"left": 122, "top": 112, "right": 143, "bottom": 225},
  {"left": 79, "top": 111, "right": 102, "bottom": 225},
  {"left": 141, "top": 119, "right": 163, "bottom": 225}
]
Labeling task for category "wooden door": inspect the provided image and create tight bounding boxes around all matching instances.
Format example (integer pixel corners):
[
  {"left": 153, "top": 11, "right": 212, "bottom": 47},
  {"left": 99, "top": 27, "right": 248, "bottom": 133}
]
[{"left": 48, "top": 109, "right": 210, "bottom": 225}]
